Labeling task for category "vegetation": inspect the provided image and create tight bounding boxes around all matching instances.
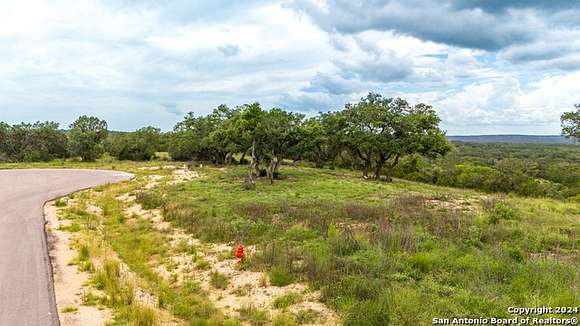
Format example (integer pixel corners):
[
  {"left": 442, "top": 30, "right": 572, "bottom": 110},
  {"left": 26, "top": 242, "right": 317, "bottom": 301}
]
[
  {"left": 272, "top": 292, "right": 302, "bottom": 309},
  {"left": 158, "top": 165, "right": 579, "bottom": 325},
  {"left": 68, "top": 115, "right": 108, "bottom": 162},
  {"left": 0, "top": 121, "right": 67, "bottom": 162},
  {"left": 167, "top": 94, "right": 450, "bottom": 185},
  {"left": 2, "top": 97, "right": 579, "bottom": 325},
  {"left": 392, "top": 142, "right": 580, "bottom": 199},
  {"left": 561, "top": 104, "right": 580, "bottom": 141},
  {"left": 109, "top": 127, "right": 162, "bottom": 161},
  {"left": 3, "top": 96, "right": 578, "bottom": 202}
]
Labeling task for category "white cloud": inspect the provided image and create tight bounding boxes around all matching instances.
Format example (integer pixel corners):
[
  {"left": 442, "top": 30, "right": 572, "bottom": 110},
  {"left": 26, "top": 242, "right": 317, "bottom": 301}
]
[{"left": 0, "top": 0, "right": 579, "bottom": 134}]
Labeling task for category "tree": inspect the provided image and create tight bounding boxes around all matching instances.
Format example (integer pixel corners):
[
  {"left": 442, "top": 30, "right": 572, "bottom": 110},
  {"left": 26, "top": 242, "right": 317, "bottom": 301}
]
[
  {"left": 68, "top": 116, "right": 108, "bottom": 161},
  {"left": 110, "top": 127, "right": 161, "bottom": 161},
  {"left": 0, "top": 121, "right": 67, "bottom": 162},
  {"left": 260, "top": 108, "right": 304, "bottom": 183},
  {"left": 343, "top": 93, "right": 451, "bottom": 181},
  {"left": 230, "top": 103, "right": 267, "bottom": 187},
  {"left": 561, "top": 104, "right": 580, "bottom": 141},
  {"left": 293, "top": 113, "right": 348, "bottom": 169},
  {"left": 169, "top": 105, "right": 235, "bottom": 163},
  {"left": 0, "top": 122, "right": 11, "bottom": 161}
]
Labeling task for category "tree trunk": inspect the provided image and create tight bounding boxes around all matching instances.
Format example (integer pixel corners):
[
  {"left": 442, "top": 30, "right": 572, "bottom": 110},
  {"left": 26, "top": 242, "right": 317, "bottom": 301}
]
[
  {"left": 266, "top": 150, "right": 280, "bottom": 184},
  {"left": 356, "top": 148, "right": 372, "bottom": 178},
  {"left": 251, "top": 139, "right": 260, "bottom": 176},
  {"left": 363, "top": 161, "right": 371, "bottom": 178},
  {"left": 247, "top": 139, "right": 258, "bottom": 188},
  {"left": 374, "top": 154, "right": 386, "bottom": 180},
  {"left": 385, "top": 154, "right": 400, "bottom": 182},
  {"left": 239, "top": 150, "right": 246, "bottom": 165}
]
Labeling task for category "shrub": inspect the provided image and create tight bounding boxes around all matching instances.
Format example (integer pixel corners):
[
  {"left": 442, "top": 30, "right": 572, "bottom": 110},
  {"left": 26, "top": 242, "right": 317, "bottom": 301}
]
[
  {"left": 409, "top": 252, "right": 437, "bottom": 273},
  {"left": 488, "top": 203, "right": 516, "bottom": 224},
  {"left": 268, "top": 266, "right": 295, "bottom": 287},
  {"left": 136, "top": 191, "right": 165, "bottom": 210},
  {"left": 285, "top": 224, "right": 316, "bottom": 241}
]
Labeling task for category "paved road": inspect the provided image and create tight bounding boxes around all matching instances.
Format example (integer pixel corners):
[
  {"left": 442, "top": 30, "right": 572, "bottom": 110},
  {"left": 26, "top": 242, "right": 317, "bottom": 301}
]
[{"left": 0, "top": 169, "right": 133, "bottom": 326}]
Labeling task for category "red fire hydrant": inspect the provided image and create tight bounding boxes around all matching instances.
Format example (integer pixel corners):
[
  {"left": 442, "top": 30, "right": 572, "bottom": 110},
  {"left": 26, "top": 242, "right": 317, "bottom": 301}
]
[{"left": 235, "top": 245, "right": 245, "bottom": 264}]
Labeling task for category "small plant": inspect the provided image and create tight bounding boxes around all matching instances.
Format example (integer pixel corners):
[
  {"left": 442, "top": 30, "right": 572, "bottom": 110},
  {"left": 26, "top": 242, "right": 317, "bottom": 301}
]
[
  {"left": 272, "top": 313, "right": 297, "bottom": 326},
  {"left": 75, "top": 244, "right": 94, "bottom": 272},
  {"left": 268, "top": 266, "right": 294, "bottom": 287},
  {"left": 55, "top": 198, "right": 68, "bottom": 207},
  {"left": 238, "top": 305, "right": 269, "bottom": 326},
  {"left": 409, "top": 252, "right": 437, "bottom": 273},
  {"left": 136, "top": 190, "right": 165, "bottom": 210},
  {"left": 124, "top": 305, "right": 157, "bottom": 326},
  {"left": 273, "top": 292, "right": 303, "bottom": 309},
  {"left": 259, "top": 273, "right": 269, "bottom": 287},
  {"left": 488, "top": 202, "right": 516, "bottom": 224},
  {"left": 231, "top": 284, "right": 252, "bottom": 297},
  {"left": 209, "top": 271, "right": 229, "bottom": 290},
  {"left": 195, "top": 258, "right": 211, "bottom": 270},
  {"left": 293, "top": 309, "right": 320, "bottom": 324},
  {"left": 175, "top": 239, "right": 197, "bottom": 256},
  {"left": 61, "top": 306, "right": 78, "bottom": 314}
]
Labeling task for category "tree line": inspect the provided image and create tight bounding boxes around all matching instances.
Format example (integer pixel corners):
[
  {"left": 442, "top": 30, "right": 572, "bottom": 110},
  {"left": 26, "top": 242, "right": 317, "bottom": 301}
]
[
  {"left": 1, "top": 96, "right": 578, "bottom": 195},
  {"left": 167, "top": 94, "right": 451, "bottom": 185}
]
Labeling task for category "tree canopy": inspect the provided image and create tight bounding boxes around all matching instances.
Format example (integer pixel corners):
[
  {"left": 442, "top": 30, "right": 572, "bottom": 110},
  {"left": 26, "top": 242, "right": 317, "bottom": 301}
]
[
  {"left": 165, "top": 93, "right": 451, "bottom": 183},
  {"left": 561, "top": 104, "right": 580, "bottom": 141},
  {"left": 68, "top": 116, "right": 108, "bottom": 161}
]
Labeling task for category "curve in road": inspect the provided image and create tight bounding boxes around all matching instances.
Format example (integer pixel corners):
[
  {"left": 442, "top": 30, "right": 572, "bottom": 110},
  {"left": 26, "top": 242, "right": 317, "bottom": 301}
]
[{"left": 0, "top": 169, "right": 133, "bottom": 326}]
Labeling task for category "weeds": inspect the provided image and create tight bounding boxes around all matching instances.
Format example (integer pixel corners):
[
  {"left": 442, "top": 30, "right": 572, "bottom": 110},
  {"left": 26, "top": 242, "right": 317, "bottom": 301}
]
[
  {"left": 209, "top": 271, "right": 230, "bottom": 290},
  {"left": 238, "top": 305, "right": 269, "bottom": 326},
  {"left": 272, "top": 292, "right": 303, "bottom": 309}
]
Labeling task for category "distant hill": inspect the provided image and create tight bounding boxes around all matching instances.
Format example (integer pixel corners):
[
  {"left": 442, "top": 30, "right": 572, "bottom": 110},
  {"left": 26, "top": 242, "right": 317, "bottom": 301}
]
[{"left": 447, "top": 135, "right": 576, "bottom": 145}]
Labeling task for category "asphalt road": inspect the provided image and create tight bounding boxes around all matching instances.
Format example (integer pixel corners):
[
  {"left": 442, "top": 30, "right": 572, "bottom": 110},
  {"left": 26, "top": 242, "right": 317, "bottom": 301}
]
[{"left": 0, "top": 169, "right": 133, "bottom": 326}]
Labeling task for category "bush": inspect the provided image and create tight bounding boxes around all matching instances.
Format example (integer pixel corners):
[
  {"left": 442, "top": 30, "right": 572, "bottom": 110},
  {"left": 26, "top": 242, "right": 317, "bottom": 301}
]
[
  {"left": 136, "top": 191, "right": 166, "bottom": 210},
  {"left": 268, "top": 266, "right": 295, "bottom": 287},
  {"left": 409, "top": 252, "right": 437, "bottom": 273},
  {"left": 488, "top": 203, "right": 516, "bottom": 224}
]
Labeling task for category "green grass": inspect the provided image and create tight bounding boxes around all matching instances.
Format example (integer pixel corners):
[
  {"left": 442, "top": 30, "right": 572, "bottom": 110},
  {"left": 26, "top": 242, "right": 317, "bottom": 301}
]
[
  {"left": 61, "top": 306, "right": 78, "bottom": 314},
  {"left": 238, "top": 305, "right": 269, "bottom": 326},
  {"left": 268, "top": 266, "right": 295, "bottom": 287},
  {"left": 158, "top": 165, "right": 579, "bottom": 325},
  {"left": 50, "top": 164, "right": 238, "bottom": 325},
  {"left": 272, "top": 292, "right": 303, "bottom": 309},
  {"left": 6, "top": 160, "right": 579, "bottom": 325}
]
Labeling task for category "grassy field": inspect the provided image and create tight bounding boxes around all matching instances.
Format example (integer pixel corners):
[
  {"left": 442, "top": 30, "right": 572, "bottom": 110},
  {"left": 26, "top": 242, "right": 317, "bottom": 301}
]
[
  {"left": 4, "top": 160, "right": 578, "bottom": 325},
  {"left": 144, "top": 165, "right": 578, "bottom": 325}
]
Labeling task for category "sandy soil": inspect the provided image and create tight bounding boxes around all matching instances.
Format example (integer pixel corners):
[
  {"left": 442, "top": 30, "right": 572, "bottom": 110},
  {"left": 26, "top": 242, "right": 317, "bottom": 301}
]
[
  {"left": 50, "top": 167, "right": 338, "bottom": 325},
  {"left": 116, "top": 169, "right": 339, "bottom": 324},
  {"left": 45, "top": 201, "right": 112, "bottom": 326}
]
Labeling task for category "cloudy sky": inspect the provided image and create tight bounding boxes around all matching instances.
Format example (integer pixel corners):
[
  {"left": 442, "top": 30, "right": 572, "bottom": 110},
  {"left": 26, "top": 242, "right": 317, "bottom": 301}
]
[{"left": 1, "top": 0, "right": 579, "bottom": 134}]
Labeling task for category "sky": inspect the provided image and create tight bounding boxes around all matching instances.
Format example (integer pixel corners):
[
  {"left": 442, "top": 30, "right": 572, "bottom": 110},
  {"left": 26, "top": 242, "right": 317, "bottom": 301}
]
[{"left": 1, "top": 0, "right": 579, "bottom": 135}]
